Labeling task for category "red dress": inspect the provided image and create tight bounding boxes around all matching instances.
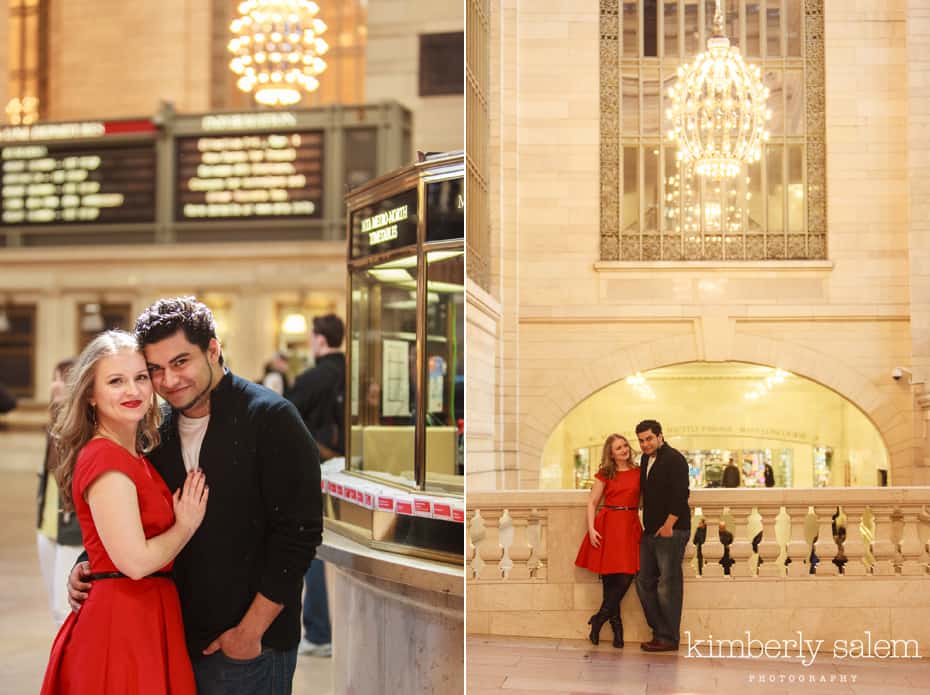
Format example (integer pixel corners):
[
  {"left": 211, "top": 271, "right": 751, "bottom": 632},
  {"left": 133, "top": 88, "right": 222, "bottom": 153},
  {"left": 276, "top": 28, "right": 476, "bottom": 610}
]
[
  {"left": 41, "top": 438, "right": 196, "bottom": 695},
  {"left": 575, "top": 468, "right": 642, "bottom": 575}
]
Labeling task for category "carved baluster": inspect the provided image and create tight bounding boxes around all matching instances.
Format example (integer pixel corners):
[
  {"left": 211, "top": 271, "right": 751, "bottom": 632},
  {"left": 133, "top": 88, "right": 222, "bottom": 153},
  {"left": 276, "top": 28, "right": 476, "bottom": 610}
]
[
  {"left": 899, "top": 505, "right": 926, "bottom": 576},
  {"left": 766, "top": 506, "right": 791, "bottom": 578},
  {"left": 469, "top": 509, "right": 486, "bottom": 579},
  {"left": 701, "top": 508, "right": 725, "bottom": 578},
  {"left": 526, "top": 508, "right": 545, "bottom": 578},
  {"left": 842, "top": 505, "right": 867, "bottom": 576},
  {"left": 507, "top": 512, "right": 531, "bottom": 580},
  {"left": 691, "top": 511, "right": 707, "bottom": 577},
  {"left": 756, "top": 504, "right": 781, "bottom": 577},
  {"left": 498, "top": 509, "right": 514, "bottom": 579},
  {"left": 786, "top": 505, "right": 808, "bottom": 577},
  {"left": 870, "top": 504, "right": 897, "bottom": 576},
  {"left": 746, "top": 507, "right": 764, "bottom": 577},
  {"left": 477, "top": 509, "right": 503, "bottom": 580},
  {"left": 718, "top": 508, "right": 737, "bottom": 577},
  {"left": 919, "top": 505, "right": 930, "bottom": 573},
  {"left": 860, "top": 507, "right": 876, "bottom": 574},
  {"left": 803, "top": 506, "right": 822, "bottom": 575}
]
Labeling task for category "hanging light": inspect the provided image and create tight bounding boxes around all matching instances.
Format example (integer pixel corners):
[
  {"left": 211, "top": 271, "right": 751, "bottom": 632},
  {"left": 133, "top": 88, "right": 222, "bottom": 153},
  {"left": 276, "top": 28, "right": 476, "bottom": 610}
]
[
  {"left": 666, "top": 0, "right": 770, "bottom": 178},
  {"left": 282, "top": 312, "right": 308, "bottom": 335},
  {"left": 228, "top": 0, "right": 329, "bottom": 107}
]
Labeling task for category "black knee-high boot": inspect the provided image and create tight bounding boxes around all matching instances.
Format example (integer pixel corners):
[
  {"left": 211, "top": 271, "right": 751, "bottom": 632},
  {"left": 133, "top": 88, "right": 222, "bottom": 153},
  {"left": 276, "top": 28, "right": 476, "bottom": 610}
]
[
  {"left": 605, "top": 573, "right": 634, "bottom": 648},
  {"left": 588, "top": 575, "right": 612, "bottom": 645}
]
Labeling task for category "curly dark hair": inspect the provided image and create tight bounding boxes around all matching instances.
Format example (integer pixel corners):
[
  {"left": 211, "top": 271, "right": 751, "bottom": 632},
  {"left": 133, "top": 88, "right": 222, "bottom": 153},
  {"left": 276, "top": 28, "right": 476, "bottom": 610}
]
[{"left": 133, "top": 296, "right": 223, "bottom": 364}]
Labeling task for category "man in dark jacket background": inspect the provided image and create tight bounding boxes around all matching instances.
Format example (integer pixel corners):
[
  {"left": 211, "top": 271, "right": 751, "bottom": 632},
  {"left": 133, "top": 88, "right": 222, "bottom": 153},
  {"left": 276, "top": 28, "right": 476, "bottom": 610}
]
[
  {"left": 286, "top": 313, "right": 345, "bottom": 658},
  {"left": 635, "top": 419, "right": 691, "bottom": 652}
]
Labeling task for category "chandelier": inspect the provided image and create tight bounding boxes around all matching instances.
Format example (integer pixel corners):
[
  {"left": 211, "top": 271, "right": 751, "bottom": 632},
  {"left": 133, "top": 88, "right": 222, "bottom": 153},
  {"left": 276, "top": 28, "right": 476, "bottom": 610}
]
[
  {"left": 228, "top": 0, "right": 329, "bottom": 107},
  {"left": 666, "top": 0, "right": 770, "bottom": 178}
]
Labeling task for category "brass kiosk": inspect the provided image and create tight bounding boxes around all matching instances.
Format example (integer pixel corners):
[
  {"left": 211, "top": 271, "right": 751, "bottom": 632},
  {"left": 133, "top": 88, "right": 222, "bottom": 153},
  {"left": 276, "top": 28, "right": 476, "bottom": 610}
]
[{"left": 316, "top": 151, "right": 464, "bottom": 693}]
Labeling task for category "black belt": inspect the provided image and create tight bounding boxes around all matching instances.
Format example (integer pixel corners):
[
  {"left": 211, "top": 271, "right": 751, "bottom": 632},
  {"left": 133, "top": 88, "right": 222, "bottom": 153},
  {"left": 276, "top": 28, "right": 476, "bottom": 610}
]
[
  {"left": 604, "top": 506, "right": 637, "bottom": 511},
  {"left": 87, "top": 571, "right": 172, "bottom": 581}
]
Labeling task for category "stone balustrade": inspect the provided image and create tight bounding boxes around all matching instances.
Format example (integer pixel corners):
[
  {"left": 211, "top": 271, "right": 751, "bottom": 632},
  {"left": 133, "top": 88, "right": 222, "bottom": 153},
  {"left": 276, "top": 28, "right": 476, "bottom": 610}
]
[{"left": 467, "top": 488, "right": 930, "bottom": 648}]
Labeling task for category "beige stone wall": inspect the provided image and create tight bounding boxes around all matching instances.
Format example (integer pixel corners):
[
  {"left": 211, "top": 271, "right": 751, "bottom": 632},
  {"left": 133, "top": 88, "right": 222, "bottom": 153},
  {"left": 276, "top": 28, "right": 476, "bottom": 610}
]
[
  {"left": 469, "top": 0, "right": 930, "bottom": 489},
  {"left": 365, "top": 0, "right": 463, "bottom": 153},
  {"left": 45, "top": 0, "right": 212, "bottom": 120}
]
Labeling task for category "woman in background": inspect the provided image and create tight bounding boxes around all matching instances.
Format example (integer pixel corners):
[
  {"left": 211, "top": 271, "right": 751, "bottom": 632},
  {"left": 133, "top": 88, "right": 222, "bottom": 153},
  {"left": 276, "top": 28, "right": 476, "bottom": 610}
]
[
  {"left": 574, "top": 433, "right": 642, "bottom": 648},
  {"left": 41, "top": 331, "right": 208, "bottom": 694},
  {"left": 36, "top": 358, "right": 83, "bottom": 626}
]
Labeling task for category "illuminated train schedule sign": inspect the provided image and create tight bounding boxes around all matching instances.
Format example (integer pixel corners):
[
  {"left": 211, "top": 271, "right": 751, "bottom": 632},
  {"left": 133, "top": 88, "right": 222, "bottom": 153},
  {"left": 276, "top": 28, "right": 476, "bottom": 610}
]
[
  {"left": 1, "top": 142, "right": 156, "bottom": 225},
  {"left": 176, "top": 130, "right": 324, "bottom": 221}
]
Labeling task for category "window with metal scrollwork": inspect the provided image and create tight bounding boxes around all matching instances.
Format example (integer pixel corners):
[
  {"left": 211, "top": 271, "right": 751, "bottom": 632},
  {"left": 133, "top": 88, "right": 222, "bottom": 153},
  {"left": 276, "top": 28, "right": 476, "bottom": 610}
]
[{"left": 600, "top": 0, "right": 825, "bottom": 261}]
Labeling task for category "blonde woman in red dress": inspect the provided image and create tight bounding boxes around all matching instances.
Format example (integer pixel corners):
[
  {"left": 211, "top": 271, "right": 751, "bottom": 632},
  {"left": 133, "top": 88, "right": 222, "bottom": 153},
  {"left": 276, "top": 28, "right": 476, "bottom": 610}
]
[
  {"left": 41, "top": 330, "right": 208, "bottom": 694},
  {"left": 575, "top": 433, "right": 642, "bottom": 647}
]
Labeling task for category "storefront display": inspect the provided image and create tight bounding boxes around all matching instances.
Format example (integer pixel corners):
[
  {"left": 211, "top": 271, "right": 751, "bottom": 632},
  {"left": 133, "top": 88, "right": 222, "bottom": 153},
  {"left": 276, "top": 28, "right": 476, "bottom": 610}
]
[{"left": 325, "top": 151, "right": 464, "bottom": 563}]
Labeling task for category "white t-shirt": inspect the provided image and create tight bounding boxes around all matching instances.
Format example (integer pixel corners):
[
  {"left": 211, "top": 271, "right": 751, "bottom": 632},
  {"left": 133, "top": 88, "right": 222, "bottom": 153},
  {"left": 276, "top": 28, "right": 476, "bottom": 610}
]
[
  {"left": 177, "top": 413, "right": 210, "bottom": 473},
  {"left": 646, "top": 454, "right": 657, "bottom": 479}
]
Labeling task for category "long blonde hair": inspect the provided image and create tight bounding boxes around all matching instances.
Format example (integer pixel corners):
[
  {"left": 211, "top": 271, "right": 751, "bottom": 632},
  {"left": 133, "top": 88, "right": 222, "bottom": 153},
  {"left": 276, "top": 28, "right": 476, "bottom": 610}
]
[
  {"left": 50, "top": 330, "right": 161, "bottom": 511},
  {"left": 598, "top": 433, "right": 637, "bottom": 480}
]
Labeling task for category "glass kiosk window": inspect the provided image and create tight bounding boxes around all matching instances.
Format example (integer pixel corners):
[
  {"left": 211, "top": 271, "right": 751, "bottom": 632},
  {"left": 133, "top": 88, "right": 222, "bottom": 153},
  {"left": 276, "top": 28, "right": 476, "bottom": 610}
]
[{"left": 349, "top": 254, "right": 419, "bottom": 490}]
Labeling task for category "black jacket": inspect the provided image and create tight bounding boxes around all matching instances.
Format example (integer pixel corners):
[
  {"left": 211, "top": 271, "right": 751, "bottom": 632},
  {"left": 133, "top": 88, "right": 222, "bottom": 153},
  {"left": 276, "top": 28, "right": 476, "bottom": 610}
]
[
  {"left": 286, "top": 353, "right": 345, "bottom": 455},
  {"left": 37, "top": 433, "right": 83, "bottom": 546},
  {"left": 0, "top": 383, "right": 16, "bottom": 413},
  {"left": 150, "top": 371, "right": 322, "bottom": 654},
  {"left": 640, "top": 442, "right": 691, "bottom": 534}
]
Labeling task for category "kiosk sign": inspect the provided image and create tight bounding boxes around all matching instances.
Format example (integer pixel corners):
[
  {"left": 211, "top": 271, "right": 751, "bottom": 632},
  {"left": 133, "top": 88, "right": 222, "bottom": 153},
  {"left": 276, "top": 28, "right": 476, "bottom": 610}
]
[{"left": 350, "top": 188, "right": 418, "bottom": 258}]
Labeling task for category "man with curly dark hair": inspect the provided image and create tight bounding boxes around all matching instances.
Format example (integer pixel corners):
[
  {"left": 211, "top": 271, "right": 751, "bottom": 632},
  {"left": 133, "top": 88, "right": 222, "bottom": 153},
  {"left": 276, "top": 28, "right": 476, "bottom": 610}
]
[{"left": 70, "top": 296, "right": 322, "bottom": 695}]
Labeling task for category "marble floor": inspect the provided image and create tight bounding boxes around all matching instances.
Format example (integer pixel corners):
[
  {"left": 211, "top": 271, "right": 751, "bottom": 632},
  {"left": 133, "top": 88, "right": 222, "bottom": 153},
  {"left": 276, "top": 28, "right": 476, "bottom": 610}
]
[
  {"left": 0, "top": 470, "right": 333, "bottom": 694},
  {"left": 467, "top": 636, "right": 928, "bottom": 695}
]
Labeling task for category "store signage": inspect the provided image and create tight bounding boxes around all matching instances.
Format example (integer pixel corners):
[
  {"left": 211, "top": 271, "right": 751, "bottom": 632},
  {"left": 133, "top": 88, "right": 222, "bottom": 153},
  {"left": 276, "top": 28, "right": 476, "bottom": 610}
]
[
  {"left": 350, "top": 187, "right": 419, "bottom": 258},
  {"left": 0, "top": 142, "right": 156, "bottom": 225},
  {"left": 360, "top": 203, "right": 408, "bottom": 246},
  {"left": 200, "top": 112, "right": 298, "bottom": 132},
  {"left": 0, "top": 119, "right": 156, "bottom": 143},
  {"left": 175, "top": 130, "right": 323, "bottom": 221}
]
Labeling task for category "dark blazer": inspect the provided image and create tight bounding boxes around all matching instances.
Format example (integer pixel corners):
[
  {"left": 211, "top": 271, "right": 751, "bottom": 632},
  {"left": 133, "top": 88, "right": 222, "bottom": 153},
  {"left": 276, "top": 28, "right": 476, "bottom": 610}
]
[
  {"left": 151, "top": 371, "right": 322, "bottom": 653},
  {"left": 640, "top": 442, "right": 691, "bottom": 534}
]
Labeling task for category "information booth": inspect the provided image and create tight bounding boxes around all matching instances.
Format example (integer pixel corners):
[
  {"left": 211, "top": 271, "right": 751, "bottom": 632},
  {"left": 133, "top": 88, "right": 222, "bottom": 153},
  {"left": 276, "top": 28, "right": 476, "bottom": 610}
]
[{"left": 315, "top": 151, "right": 464, "bottom": 693}]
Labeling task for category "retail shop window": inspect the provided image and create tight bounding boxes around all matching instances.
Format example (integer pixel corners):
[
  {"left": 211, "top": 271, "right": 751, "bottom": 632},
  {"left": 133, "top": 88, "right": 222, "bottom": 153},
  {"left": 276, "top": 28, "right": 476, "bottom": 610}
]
[
  {"left": 541, "top": 361, "right": 890, "bottom": 490},
  {"left": 600, "top": 0, "right": 824, "bottom": 261},
  {"left": 77, "top": 303, "right": 132, "bottom": 351},
  {"left": 419, "top": 32, "right": 465, "bottom": 97},
  {"left": 0, "top": 304, "right": 36, "bottom": 398}
]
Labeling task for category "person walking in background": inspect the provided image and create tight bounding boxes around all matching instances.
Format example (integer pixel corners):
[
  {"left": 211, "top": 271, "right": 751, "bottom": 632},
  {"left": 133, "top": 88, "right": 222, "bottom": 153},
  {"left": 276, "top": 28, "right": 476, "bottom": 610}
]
[
  {"left": 721, "top": 457, "right": 741, "bottom": 488},
  {"left": 42, "top": 331, "right": 208, "bottom": 694},
  {"left": 634, "top": 419, "right": 691, "bottom": 652},
  {"left": 36, "top": 358, "right": 85, "bottom": 626},
  {"left": 260, "top": 351, "right": 291, "bottom": 396},
  {"left": 69, "top": 297, "right": 323, "bottom": 694},
  {"left": 286, "top": 313, "right": 345, "bottom": 658},
  {"left": 574, "top": 433, "right": 642, "bottom": 648}
]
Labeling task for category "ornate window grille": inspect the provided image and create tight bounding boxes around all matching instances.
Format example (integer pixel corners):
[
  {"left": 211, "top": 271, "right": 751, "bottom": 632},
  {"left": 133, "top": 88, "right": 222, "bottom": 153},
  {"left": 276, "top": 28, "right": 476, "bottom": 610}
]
[{"left": 600, "top": 0, "right": 825, "bottom": 261}]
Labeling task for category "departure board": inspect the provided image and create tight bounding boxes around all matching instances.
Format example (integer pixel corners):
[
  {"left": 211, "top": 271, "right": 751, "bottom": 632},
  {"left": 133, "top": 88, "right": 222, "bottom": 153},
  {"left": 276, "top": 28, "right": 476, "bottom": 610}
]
[
  {"left": 175, "top": 130, "right": 324, "bottom": 221},
  {"left": 0, "top": 142, "right": 156, "bottom": 225}
]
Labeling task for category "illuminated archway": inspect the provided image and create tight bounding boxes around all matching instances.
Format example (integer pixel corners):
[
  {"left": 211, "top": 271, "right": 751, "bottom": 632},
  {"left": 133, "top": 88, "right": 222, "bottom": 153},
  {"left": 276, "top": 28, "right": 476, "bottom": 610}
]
[{"left": 540, "top": 362, "right": 890, "bottom": 490}]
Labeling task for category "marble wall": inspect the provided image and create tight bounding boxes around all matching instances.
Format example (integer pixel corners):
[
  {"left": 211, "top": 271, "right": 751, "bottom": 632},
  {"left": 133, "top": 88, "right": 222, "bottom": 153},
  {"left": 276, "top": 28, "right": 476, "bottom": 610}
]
[{"left": 466, "top": 0, "right": 930, "bottom": 490}]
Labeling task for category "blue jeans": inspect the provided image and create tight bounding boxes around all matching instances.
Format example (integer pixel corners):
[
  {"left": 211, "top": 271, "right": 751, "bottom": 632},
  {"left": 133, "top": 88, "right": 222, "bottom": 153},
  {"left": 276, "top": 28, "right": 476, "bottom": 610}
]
[
  {"left": 192, "top": 647, "right": 298, "bottom": 695},
  {"left": 302, "top": 558, "right": 331, "bottom": 644},
  {"left": 635, "top": 529, "right": 689, "bottom": 644}
]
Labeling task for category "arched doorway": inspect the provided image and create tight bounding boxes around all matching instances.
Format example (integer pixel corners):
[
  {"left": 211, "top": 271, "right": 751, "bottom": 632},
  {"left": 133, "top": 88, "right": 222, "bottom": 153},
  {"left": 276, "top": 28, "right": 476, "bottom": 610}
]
[{"left": 540, "top": 362, "right": 890, "bottom": 490}]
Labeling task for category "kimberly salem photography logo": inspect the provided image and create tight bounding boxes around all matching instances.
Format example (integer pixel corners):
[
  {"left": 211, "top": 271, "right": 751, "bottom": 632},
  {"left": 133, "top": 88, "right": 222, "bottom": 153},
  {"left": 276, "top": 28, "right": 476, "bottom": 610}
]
[{"left": 684, "top": 631, "right": 921, "bottom": 667}]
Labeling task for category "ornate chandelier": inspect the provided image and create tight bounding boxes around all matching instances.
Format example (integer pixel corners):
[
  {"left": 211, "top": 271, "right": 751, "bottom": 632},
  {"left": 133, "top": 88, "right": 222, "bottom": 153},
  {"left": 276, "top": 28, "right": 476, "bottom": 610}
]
[
  {"left": 666, "top": 0, "right": 770, "bottom": 178},
  {"left": 228, "top": 0, "right": 329, "bottom": 107}
]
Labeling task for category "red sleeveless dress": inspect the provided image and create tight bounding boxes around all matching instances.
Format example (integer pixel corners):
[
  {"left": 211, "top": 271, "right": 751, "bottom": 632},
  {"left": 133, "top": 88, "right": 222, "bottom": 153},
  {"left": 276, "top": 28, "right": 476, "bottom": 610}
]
[
  {"left": 575, "top": 468, "right": 643, "bottom": 575},
  {"left": 41, "top": 438, "right": 195, "bottom": 694}
]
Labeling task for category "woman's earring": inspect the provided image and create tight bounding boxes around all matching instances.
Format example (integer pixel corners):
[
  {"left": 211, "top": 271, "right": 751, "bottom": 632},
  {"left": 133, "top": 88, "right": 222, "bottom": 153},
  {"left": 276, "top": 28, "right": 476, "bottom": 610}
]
[{"left": 90, "top": 404, "right": 97, "bottom": 427}]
